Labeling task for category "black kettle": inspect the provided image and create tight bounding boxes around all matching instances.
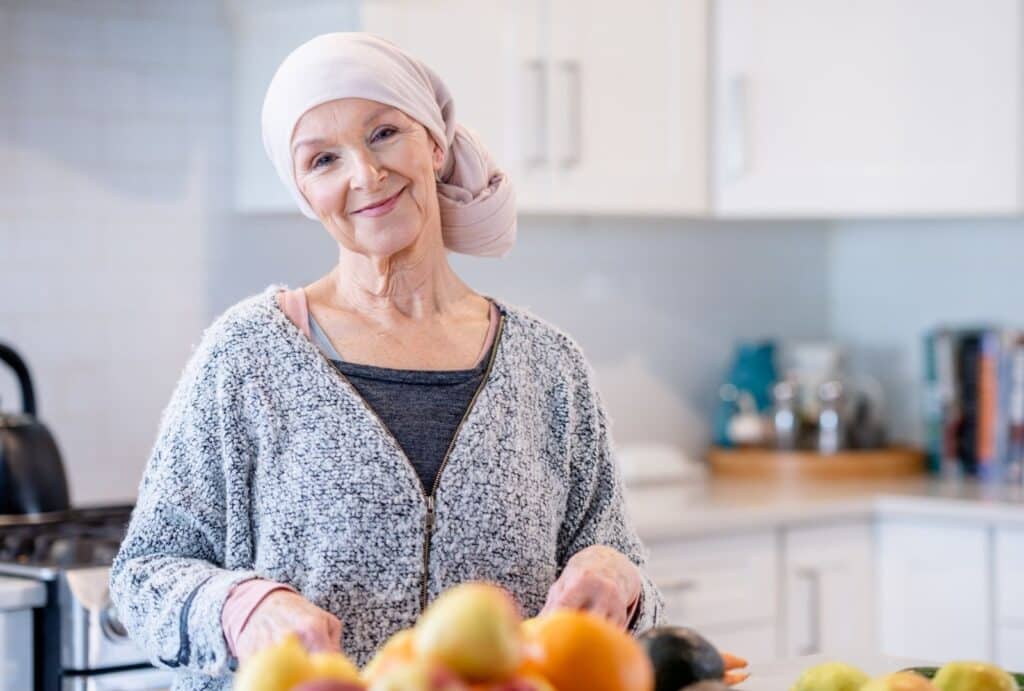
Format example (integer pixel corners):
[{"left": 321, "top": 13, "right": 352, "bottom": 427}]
[{"left": 0, "top": 343, "right": 71, "bottom": 514}]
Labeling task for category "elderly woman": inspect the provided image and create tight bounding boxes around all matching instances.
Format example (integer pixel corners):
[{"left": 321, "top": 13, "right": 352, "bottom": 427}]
[{"left": 110, "top": 33, "right": 663, "bottom": 689}]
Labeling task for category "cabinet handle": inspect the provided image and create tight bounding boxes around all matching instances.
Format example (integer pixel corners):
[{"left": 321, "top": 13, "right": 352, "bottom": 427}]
[
  {"left": 723, "top": 74, "right": 750, "bottom": 181},
  {"left": 796, "top": 567, "right": 821, "bottom": 656},
  {"left": 558, "top": 59, "right": 582, "bottom": 169},
  {"left": 523, "top": 59, "right": 548, "bottom": 169}
]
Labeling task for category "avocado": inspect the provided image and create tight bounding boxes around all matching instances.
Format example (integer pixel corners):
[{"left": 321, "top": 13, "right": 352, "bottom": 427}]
[{"left": 638, "top": 626, "right": 725, "bottom": 691}]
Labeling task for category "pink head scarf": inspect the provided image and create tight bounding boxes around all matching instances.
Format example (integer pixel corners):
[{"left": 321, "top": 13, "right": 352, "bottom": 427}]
[{"left": 261, "top": 32, "right": 517, "bottom": 258}]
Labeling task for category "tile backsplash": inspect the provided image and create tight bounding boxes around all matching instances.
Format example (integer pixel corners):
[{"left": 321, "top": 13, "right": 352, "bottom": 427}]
[{"left": 0, "top": 0, "right": 231, "bottom": 504}]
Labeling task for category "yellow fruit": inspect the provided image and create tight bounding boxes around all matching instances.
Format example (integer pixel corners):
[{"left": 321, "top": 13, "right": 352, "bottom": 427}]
[
  {"left": 363, "top": 629, "right": 417, "bottom": 684},
  {"left": 414, "top": 583, "right": 523, "bottom": 683},
  {"left": 790, "top": 662, "right": 870, "bottom": 691},
  {"left": 933, "top": 661, "right": 1019, "bottom": 691},
  {"left": 522, "top": 609, "right": 653, "bottom": 691},
  {"left": 861, "top": 671, "right": 938, "bottom": 691},
  {"left": 309, "top": 651, "right": 361, "bottom": 682},
  {"left": 233, "top": 633, "right": 313, "bottom": 691}
]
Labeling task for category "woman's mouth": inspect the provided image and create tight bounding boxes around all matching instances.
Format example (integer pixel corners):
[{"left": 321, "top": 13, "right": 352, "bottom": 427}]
[{"left": 354, "top": 188, "right": 404, "bottom": 217}]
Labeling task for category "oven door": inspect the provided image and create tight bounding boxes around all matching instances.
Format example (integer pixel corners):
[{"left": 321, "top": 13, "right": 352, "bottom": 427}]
[
  {"left": 60, "top": 568, "right": 153, "bottom": 670},
  {"left": 62, "top": 666, "right": 172, "bottom": 691}
]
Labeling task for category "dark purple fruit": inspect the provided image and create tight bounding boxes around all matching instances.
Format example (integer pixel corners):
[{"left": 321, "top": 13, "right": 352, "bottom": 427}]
[{"left": 637, "top": 626, "right": 725, "bottom": 691}]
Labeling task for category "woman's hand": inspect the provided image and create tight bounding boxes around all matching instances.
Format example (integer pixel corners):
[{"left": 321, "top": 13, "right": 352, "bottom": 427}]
[
  {"left": 540, "top": 545, "right": 642, "bottom": 629},
  {"left": 234, "top": 590, "right": 343, "bottom": 662}
]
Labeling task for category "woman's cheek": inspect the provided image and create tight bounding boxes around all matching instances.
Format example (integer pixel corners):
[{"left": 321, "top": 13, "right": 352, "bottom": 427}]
[{"left": 306, "top": 176, "right": 347, "bottom": 218}]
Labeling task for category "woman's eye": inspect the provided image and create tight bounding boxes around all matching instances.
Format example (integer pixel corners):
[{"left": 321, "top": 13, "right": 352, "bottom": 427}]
[
  {"left": 373, "top": 127, "right": 397, "bottom": 142},
  {"left": 312, "top": 153, "right": 336, "bottom": 169}
]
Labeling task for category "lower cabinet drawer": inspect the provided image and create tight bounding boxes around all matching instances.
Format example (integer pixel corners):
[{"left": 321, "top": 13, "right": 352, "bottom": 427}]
[{"left": 647, "top": 531, "right": 777, "bottom": 629}]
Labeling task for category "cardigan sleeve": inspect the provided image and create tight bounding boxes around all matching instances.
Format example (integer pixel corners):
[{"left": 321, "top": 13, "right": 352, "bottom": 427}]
[
  {"left": 109, "top": 328, "right": 260, "bottom": 677},
  {"left": 555, "top": 349, "right": 665, "bottom": 634}
]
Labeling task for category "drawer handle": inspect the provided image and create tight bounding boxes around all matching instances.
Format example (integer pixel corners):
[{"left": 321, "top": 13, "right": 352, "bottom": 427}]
[{"left": 796, "top": 567, "right": 821, "bottom": 656}]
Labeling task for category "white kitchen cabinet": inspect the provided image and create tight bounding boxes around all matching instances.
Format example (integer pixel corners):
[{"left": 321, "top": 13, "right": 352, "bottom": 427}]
[
  {"left": 712, "top": 0, "right": 1021, "bottom": 217},
  {"left": 647, "top": 531, "right": 777, "bottom": 658},
  {"left": 996, "top": 528, "right": 1024, "bottom": 669},
  {"left": 996, "top": 528, "right": 1024, "bottom": 621},
  {"left": 997, "top": 626, "right": 1024, "bottom": 671},
  {"left": 700, "top": 620, "right": 778, "bottom": 665},
  {"left": 877, "top": 519, "right": 991, "bottom": 661},
  {"left": 538, "top": 0, "right": 708, "bottom": 215},
  {"left": 783, "top": 521, "right": 875, "bottom": 658}
]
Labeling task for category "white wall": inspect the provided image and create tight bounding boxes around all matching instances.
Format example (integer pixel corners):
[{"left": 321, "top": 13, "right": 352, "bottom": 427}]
[
  {"left": 211, "top": 214, "right": 832, "bottom": 463},
  {"left": 829, "top": 219, "right": 1024, "bottom": 445},
  {"left": 0, "top": 1, "right": 231, "bottom": 504}
]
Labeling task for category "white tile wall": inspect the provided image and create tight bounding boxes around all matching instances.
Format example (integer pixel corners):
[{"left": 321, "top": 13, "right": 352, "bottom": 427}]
[{"left": 0, "top": 1, "right": 229, "bottom": 504}]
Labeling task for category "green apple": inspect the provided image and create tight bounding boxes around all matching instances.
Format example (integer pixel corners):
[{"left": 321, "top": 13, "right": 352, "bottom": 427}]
[{"left": 790, "top": 661, "right": 870, "bottom": 691}]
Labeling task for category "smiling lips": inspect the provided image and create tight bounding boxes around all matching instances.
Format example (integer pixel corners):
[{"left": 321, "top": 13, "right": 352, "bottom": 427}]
[{"left": 354, "top": 188, "right": 404, "bottom": 217}]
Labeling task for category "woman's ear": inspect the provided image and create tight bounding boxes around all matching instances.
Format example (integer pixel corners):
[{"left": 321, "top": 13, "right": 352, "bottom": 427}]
[{"left": 432, "top": 142, "right": 445, "bottom": 174}]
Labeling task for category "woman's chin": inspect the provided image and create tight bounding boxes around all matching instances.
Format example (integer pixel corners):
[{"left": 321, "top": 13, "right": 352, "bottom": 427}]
[{"left": 352, "top": 227, "right": 420, "bottom": 258}]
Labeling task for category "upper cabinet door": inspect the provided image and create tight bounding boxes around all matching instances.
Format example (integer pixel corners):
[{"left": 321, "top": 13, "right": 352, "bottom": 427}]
[
  {"left": 712, "top": 0, "right": 1021, "bottom": 217},
  {"left": 545, "top": 0, "right": 709, "bottom": 215}
]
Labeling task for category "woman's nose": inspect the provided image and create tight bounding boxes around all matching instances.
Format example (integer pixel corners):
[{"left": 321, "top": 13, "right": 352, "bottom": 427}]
[{"left": 348, "top": 149, "right": 386, "bottom": 189}]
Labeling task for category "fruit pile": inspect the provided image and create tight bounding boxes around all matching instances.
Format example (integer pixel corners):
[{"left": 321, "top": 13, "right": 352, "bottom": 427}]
[
  {"left": 792, "top": 660, "right": 1023, "bottom": 691},
  {"left": 233, "top": 582, "right": 749, "bottom": 691}
]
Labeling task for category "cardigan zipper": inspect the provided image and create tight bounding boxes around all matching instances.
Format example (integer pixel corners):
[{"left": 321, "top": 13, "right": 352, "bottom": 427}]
[
  {"left": 315, "top": 306, "right": 507, "bottom": 613},
  {"left": 418, "top": 313, "right": 506, "bottom": 611}
]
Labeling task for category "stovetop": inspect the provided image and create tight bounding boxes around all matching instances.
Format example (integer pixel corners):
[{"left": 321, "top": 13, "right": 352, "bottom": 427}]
[{"left": 0, "top": 505, "right": 133, "bottom": 581}]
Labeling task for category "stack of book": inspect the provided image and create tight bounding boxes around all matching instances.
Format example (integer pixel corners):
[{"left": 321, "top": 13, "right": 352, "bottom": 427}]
[{"left": 924, "top": 328, "right": 1024, "bottom": 482}]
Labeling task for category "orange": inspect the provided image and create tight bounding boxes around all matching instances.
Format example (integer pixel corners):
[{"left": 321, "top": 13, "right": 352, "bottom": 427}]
[
  {"left": 522, "top": 610, "right": 653, "bottom": 691},
  {"left": 361, "top": 628, "right": 416, "bottom": 685}
]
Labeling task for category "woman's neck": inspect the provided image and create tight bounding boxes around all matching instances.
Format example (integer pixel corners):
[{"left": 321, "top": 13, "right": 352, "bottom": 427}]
[{"left": 320, "top": 241, "right": 477, "bottom": 329}]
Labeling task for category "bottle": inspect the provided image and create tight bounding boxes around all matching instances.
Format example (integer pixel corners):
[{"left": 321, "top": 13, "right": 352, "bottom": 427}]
[
  {"left": 817, "top": 380, "right": 844, "bottom": 455},
  {"left": 772, "top": 380, "right": 799, "bottom": 450}
]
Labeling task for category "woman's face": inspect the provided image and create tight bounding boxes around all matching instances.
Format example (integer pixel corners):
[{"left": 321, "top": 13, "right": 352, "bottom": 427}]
[{"left": 291, "top": 98, "right": 445, "bottom": 258}]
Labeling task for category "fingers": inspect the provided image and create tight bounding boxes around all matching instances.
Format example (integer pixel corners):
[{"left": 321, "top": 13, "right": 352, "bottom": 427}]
[
  {"left": 542, "top": 568, "right": 630, "bottom": 628},
  {"left": 297, "top": 611, "right": 343, "bottom": 653},
  {"left": 235, "top": 591, "right": 344, "bottom": 659}
]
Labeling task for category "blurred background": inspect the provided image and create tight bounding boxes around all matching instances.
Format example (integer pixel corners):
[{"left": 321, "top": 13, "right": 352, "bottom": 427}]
[
  {"left": 2, "top": 1, "right": 1024, "bottom": 687},
  {"left": 2, "top": 0, "right": 1021, "bottom": 502}
]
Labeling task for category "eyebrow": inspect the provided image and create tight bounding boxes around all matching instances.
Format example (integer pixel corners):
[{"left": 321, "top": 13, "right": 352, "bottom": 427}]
[{"left": 292, "top": 105, "right": 399, "bottom": 156}]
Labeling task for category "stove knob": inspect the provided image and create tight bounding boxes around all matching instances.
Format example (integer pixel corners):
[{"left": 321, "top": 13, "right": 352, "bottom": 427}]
[{"left": 99, "top": 604, "right": 129, "bottom": 641}]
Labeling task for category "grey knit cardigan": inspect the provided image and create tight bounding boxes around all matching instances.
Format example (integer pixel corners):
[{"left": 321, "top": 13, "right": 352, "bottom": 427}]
[{"left": 110, "top": 284, "right": 664, "bottom": 691}]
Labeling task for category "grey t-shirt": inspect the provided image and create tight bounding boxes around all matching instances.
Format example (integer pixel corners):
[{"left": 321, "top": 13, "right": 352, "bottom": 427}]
[{"left": 307, "top": 309, "right": 496, "bottom": 494}]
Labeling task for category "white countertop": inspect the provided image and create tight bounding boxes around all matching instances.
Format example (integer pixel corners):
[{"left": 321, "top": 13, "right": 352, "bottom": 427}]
[
  {"left": 0, "top": 576, "right": 45, "bottom": 610},
  {"left": 625, "top": 476, "right": 1024, "bottom": 541}
]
